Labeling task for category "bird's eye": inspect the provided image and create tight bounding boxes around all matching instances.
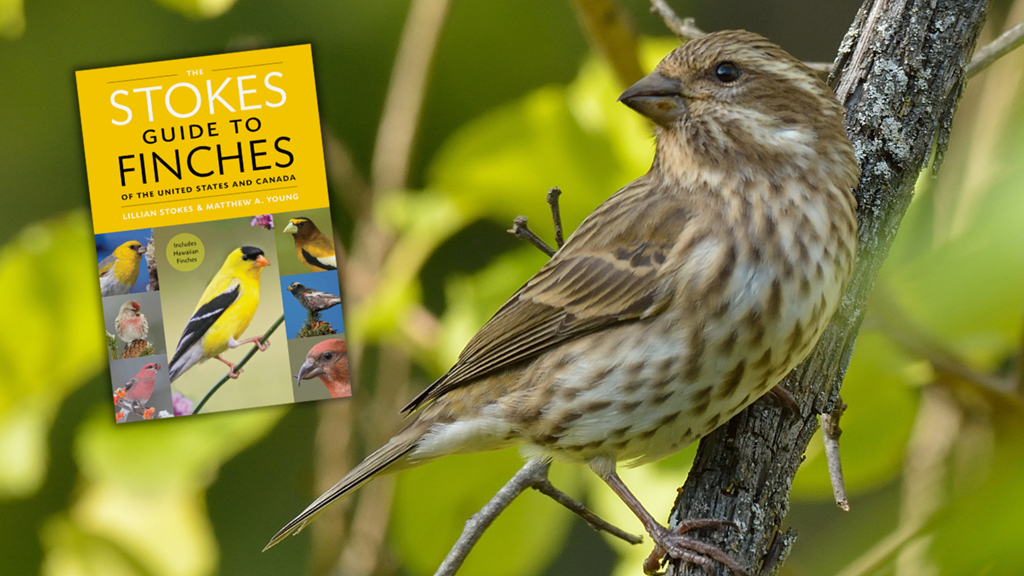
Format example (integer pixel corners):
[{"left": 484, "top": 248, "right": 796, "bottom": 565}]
[
  {"left": 324, "top": 353, "right": 333, "bottom": 360},
  {"left": 713, "top": 62, "right": 741, "bottom": 83}
]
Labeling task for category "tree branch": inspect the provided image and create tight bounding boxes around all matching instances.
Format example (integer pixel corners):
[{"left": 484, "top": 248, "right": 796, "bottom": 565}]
[
  {"left": 967, "top": 18, "right": 1024, "bottom": 76},
  {"left": 434, "top": 459, "right": 641, "bottom": 576},
  {"left": 665, "top": 1, "right": 989, "bottom": 574}
]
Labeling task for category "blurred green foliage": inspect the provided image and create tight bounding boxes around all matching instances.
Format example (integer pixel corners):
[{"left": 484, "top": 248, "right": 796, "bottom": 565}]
[{"left": 3, "top": 0, "right": 1024, "bottom": 576}]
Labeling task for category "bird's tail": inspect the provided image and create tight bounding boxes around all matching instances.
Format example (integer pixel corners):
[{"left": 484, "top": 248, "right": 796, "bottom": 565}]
[{"left": 263, "top": 423, "right": 425, "bottom": 551}]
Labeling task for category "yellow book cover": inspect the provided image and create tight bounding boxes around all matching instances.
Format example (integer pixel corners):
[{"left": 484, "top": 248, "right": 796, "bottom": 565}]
[{"left": 76, "top": 45, "right": 352, "bottom": 422}]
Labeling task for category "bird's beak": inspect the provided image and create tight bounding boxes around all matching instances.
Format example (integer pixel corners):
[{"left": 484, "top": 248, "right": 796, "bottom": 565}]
[
  {"left": 296, "top": 360, "right": 324, "bottom": 386},
  {"left": 135, "top": 244, "right": 148, "bottom": 254},
  {"left": 256, "top": 255, "right": 270, "bottom": 267},
  {"left": 283, "top": 222, "right": 298, "bottom": 234},
  {"left": 155, "top": 364, "right": 161, "bottom": 370},
  {"left": 619, "top": 71, "right": 686, "bottom": 127}
]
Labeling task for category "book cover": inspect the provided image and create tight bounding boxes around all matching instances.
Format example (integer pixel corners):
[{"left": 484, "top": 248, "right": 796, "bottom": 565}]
[{"left": 76, "top": 45, "right": 351, "bottom": 422}]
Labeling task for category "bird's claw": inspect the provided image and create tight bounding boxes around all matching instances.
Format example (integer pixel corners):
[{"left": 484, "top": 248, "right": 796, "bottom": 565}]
[
  {"left": 643, "top": 519, "right": 748, "bottom": 576},
  {"left": 228, "top": 367, "right": 243, "bottom": 379},
  {"left": 256, "top": 339, "right": 270, "bottom": 352}
]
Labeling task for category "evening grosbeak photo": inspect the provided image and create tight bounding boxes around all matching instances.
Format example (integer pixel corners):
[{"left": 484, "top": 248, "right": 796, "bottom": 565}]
[
  {"left": 122, "top": 362, "right": 161, "bottom": 411},
  {"left": 98, "top": 240, "right": 147, "bottom": 296},
  {"left": 286, "top": 282, "right": 342, "bottom": 313},
  {"left": 168, "top": 246, "right": 272, "bottom": 382},
  {"left": 296, "top": 339, "right": 351, "bottom": 398},
  {"left": 282, "top": 217, "right": 337, "bottom": 272},
  {"left": 267, "top": 31, "right": 859, "bottom": 575}
]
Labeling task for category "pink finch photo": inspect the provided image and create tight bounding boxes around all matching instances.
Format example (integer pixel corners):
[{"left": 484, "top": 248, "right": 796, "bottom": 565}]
[{"left": 296, "top": 339, "right": 350, "bottom": 398}]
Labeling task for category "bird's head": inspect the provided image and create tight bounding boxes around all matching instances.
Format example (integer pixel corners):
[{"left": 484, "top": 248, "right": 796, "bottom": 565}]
[
  {"left": 116, "top": 240, "right": 147, "bottom": 258},
  {"left": 119, "top": 300, "right": 142, "bottom": 316},
  {"left": 283, "top": 217, "right": 317, "bottom": 238},
  {"left": 296, "top": 339, "right": 348, "bottom": 386},
  {"left": 237, "top": 246, "right": 270, "bottom": 268},
  {"left": 286, "top": 282, "right": 305, "bottom": 293},
  {"left": 620, "top": 30, "right": 855, "bottom": 180},
  {"left": 142, "top": 362, "right": 160, "bottom": 372}
]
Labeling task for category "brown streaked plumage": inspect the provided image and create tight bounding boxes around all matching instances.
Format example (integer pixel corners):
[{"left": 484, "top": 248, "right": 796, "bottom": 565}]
[{"left": 266, "top": 30, "right": 858, "bottom": 575}]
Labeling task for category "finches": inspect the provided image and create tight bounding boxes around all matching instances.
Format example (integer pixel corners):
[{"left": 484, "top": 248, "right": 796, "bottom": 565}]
[
  {"left": 286, "top": 282, "right": 342, "bottom": 313},
  {"left": 267, "top": 31, "right": 859, "bottom": 574},
  {"left": 99, "top": 240, "right": 147, "bottom": 296},
  {"left": 296, "top": 339, "right": 350, "bottom": 398},
  {"left": 123, "top": 362, "right": 161, "bottom": 409},
  {"left": 115, "top": 300, "right": 149, "bottom": 343},
  {"left": 282, "top": 217, "right": 336, "bottom": 272},
  {"left": 168, "top": 246, "right": 272, "bottom": 382}
]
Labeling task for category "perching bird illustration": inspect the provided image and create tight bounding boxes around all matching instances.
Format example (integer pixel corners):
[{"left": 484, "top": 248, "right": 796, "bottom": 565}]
[
  {"left": 99, "top": 240, "right": 147, "bottom": 296},
  {"left": 115, "top": 300, "right": 149, "bottom": 343},
  {"left": 266, "top": 31, "right": 859, "bottom": 575},
  {"left": 282, "top": 217, "right": 336, "bottom": 272},
  {"left": 168, "top": 246, "right": 272, "bottom": 382},
  {"left": 296, "top": 339, "right": 351, "bottom": 398},
  {"left": 122, "top": 362, "right": 161, "bottom": 411},
  {"left": 286, "top": 282, "right": 342, "bottom": 313}
]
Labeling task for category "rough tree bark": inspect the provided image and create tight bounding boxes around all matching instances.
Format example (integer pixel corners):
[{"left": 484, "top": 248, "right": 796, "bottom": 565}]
[{"left": 668, "top": 1, "right": 989, "bottom": 575}]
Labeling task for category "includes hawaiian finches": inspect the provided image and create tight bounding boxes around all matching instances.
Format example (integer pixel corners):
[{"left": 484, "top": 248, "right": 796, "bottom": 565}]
[
  {"left": 115, "top": 300, "right": 149, "bottom": 343},
  {"left": 296, "top": 339, "right": 351, "bottom": 398},
  {"left": 286, "top": 282, "right": 342, "bottom": 313},
  {"left": 282, "top": 217, "right": 336, "bottom": 272},
  {"left": 123, "top": 362, "right": 161, "bottom": 410},
  {"left": 266, "top": 31, "right": 859, "bottom": 574},
  {"left": 168, "top": 246, "right": 272, "bottom": 382},
  {"left": 99, "top": 240, "right": 147, "bottom": 296}
]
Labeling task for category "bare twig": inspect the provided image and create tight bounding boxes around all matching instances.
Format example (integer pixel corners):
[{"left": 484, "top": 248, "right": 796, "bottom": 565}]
[
  {"left": 569, "top": 0, "right": 645, "bottom": 87},
  {"left": 648, "top": 1, "right": 832, "bottom": 73},
  {"left": 547, "top": 187, "right": 565, "bottom": 249},
  {"left": 532, "top": 475, "right": 642, "bottom": 544},
  {"left": 509, "top": 216, "right": 556, "bottom": 257},
  {"left": 821, "top": 398, "right": 850, "bottom": 511},
  {"left": 967, "top": 19, "right": 1024, "bottom": 77},
  {"left": 649, "top": 0, "right": 706, "bottom": 39},
  {"left": 434, "top": 459, "right": 640, "bottom": 576},
  {"left": 371, "top": 0, "right": 452, "bottom": 192}
]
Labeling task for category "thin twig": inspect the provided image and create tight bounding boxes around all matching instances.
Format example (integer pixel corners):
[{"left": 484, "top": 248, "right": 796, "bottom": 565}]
[
  {"left": 509, "top": 216, "right": 556, "bottom": 257},
  {"left": 821, "top": 398, "right": 850, "bottom": 511},
  {"left": 434, "top": 458, "right": 640, "bottom": 576},
  {"left": 967, "top": 19, "right": 1024, "bottom": 77},
  {"left": 434, "top": 459, "right": 550, "bottom": 576},
  {"left": 648, "top": 1, "right": 832, "bottom": 72},
  {"left": 547, "top": 187, "right": 565, "bottom": 249},
  {"left": 192, "top": 314, "right": 285, "bottom": 415},
  {"left": 532, "top": 477, "right": 643, "bottom": 544},
  {"left": 649, "top": 0, "right": 706, "bottom": 39}
]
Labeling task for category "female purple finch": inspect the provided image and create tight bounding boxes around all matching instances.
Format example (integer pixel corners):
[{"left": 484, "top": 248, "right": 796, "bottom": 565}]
[{"left": 267, "top": 30, "right": 859, "bottom": 575}]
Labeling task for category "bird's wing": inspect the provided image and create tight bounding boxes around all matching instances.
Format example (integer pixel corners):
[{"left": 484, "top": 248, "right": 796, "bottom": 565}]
[
  {"left": 98, "top": 253, "right": 116, "bottom": 277},
  {"left": 403, "top": 178, "right": 689, "bottom": 413},
  {"left": 169, "top": 282, "right": 241, "bottom": 369},
  {"left": 300, "top": 248, "right": 336, "bottom": 271},
  {"left": 124, "top": 376, "right": 138, "bottom": 392}
]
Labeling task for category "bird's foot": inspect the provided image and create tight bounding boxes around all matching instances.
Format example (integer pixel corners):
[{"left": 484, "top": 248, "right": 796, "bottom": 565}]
[
  {"left": 228, "top": 336, "right": 270, "bottom": 352},
  {"left": 214, "top": 355, "right": 243, "bottom": 379},
  {"left": 642, "top": 519, "right": 747, "bottom": 576}
]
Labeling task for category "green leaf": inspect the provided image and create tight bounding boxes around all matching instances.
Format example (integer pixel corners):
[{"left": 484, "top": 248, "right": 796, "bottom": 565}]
[
  {"left": 0, "top": 212, "right": 106, "bottom": 497},
  {"left": 151, "top": 0, "right": 237, "bottom": 19}
]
